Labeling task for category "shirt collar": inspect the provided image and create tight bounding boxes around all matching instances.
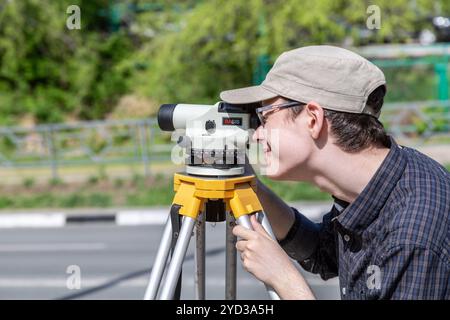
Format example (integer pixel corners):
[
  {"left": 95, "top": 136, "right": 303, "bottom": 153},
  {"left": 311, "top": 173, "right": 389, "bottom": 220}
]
[{"left": 335, "top": 136, "right": 407, "bottom": 234}]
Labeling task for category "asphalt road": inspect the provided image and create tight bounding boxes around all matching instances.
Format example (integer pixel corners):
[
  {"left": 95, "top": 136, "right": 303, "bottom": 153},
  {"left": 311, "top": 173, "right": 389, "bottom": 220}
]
[{"left": 0, "top": 222, "right": 340, "bottom": 300}]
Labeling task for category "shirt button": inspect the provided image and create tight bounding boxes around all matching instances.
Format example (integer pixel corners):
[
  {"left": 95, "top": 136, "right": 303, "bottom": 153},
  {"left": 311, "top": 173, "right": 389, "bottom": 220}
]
[{"left": 343, "top": 234, "right": 351, "bottom": 242}]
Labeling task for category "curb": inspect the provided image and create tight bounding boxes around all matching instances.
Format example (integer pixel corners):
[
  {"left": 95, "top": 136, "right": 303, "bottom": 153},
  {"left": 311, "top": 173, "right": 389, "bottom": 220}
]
[
  {"left": 0, "top": 209, "right": 168, "bottom": 229},
  {"left": 0, "top": 202, "right": 333, "bottom": 229}
]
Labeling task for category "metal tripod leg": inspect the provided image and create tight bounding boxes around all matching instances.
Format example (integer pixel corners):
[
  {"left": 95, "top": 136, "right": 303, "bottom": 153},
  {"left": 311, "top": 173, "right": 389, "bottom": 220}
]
[
  {"left": 236, "top": 214, "right": 281, "bottom": 300},
  {"left": 143, "top": 213, "right": 173, "bottom": 300},
  {"left": 225, "top": 212, "right": 237, "bottom": 300},
  {"left": 159, "top": 216, "right": 196, "bottom": 300},
  {"left": 257, "top": 211, "right": 277, "bottom": 240},
  {"left": 195, "top": 212, "right": 205, "bottom": 300}
]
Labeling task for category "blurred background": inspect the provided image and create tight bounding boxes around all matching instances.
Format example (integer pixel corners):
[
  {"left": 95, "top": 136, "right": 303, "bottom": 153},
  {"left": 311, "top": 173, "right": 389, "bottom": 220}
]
[{"left": 0, "top": 0, "right": 449, "bottom": 300}]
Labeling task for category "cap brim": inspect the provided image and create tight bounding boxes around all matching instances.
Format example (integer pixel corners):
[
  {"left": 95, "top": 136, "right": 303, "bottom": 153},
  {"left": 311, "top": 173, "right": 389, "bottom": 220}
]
[{"left": 220, "top": 85, "right": 278, "bottom": 104}]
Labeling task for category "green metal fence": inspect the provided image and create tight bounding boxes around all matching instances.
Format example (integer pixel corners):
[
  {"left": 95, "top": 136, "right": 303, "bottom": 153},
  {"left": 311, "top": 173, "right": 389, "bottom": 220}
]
[{"left": 0, "top": 118, "right": 171, "bottom": 180}]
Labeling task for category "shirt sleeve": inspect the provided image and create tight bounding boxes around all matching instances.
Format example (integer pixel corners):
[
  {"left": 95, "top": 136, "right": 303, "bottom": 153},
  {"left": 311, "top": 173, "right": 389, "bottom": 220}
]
[
  {"left": 278, "top": 206, "right": 339, "bottom": 280},
  {"left": 377, "top": 244, "right": 449, "bottom": 299}
]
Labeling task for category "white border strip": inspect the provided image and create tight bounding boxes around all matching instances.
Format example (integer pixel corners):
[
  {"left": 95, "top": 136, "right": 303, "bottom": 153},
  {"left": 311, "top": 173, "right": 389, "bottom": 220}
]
[
  {"left": 0, "top": 203, "right": 332, "bottom": 228},
  {"left": 116, "top": 210, "right": 168, "bottom": 226},
  {"left": 0, "top": 213, "right": 65, "bottom": 228}
]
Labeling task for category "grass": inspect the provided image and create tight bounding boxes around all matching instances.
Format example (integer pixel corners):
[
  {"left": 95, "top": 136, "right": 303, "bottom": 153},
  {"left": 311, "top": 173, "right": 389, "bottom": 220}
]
[
  {"left": 0, "top": 164, "right": 448, "bottom": 210},
  {"left": 0, "top": 174, "right": 329, "bottom": 210},
  {"left": 0, "top": 160, "right": 181, "bottom": 186},
  {"left": 22, "top": 177, "right": 35, "bottom": 189},
  {"left": 0, "top": 173, "right": 176, "bottom": 209},
  {"left": 0, "top": 192, "right": 113, "bottom": 209},
  {"left": 259, "top": 176, "right": 329, "bottom": 201}
]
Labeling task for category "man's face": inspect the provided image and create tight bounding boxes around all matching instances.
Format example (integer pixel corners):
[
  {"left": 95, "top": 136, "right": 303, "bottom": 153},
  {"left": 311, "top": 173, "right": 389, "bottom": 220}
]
[{"left": 253, "top": 97, "right": 313, "bottom": 180}]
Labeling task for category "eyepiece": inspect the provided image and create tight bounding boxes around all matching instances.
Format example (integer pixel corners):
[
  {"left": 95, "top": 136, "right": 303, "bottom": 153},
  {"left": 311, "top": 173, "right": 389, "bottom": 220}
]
[{"left": 157, "top": 104, "right": 177, "bottom": 131}]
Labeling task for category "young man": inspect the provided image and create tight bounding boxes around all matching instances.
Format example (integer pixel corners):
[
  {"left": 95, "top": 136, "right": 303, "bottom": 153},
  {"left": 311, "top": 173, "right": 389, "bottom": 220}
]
[{"left": 219, "top": 45, "right": 450, "bottom": 300}]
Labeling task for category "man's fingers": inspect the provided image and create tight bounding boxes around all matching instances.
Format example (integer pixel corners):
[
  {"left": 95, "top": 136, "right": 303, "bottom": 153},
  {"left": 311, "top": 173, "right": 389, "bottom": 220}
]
[
  {"left": 236, "top": 240, "right": 246, "bottom": 252},
  {"left": 232, "top": 225, "right": 257, "bottom": 240},
  {"left": 250, "top": 214, "right": 263, "bottom": 232},
  {"left": 250, "top": 214, "right": 271, "bottom": 239}
]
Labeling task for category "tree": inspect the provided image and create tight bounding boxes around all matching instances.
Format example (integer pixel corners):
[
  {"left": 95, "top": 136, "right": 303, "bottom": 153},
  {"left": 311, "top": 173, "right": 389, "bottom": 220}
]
[
  {"left": 131, "top": 0, "right": 449, "bottom": 106},
  {"left": 0, "top": 0, "right": 133, "bottom": 123},
  {"left": 0, "top": 0, "right": 448, "bottom": 124}
]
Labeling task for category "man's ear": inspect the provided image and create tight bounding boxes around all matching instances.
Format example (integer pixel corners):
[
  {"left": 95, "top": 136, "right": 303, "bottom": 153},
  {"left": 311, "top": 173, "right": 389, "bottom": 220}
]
[{"left": 304, "top": 101, "right": 325, "bottom": 139}]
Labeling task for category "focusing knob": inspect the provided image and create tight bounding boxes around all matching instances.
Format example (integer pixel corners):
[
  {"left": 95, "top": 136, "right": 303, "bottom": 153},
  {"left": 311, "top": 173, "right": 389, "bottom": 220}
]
[{"left": 205, "top": 120, "right": 216, "bottom": 134}]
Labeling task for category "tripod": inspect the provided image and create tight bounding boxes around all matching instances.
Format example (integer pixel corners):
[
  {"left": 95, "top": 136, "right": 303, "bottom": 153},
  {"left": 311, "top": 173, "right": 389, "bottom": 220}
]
[{"left": 143, "top": 172, "right": 281, "bottom": 300}]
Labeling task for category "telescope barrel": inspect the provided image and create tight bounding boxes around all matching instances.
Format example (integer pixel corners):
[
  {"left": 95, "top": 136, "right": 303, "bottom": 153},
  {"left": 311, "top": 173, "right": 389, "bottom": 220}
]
[{"left": 157, "top": 104, "right": 213, "bottom": 131}]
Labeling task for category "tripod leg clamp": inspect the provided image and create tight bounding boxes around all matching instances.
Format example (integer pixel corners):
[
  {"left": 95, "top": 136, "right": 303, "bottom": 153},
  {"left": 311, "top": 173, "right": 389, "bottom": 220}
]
[
  {"left": 172, "top": 181, "right": 203, "bottom": 219},
  {"left": 229, "top": 183, "right": 263, "bottom": 219}
]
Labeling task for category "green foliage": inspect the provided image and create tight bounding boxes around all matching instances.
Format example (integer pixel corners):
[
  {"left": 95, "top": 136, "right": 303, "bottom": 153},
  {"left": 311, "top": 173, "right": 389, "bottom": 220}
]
[
  {"left": 22, "top": 177, "right": 35, "bottom": 189},
  {"left": 0, "top": 192, "right": 112, "bottom": 208},
  {"left": 259, "top": 176, "right": 330, "bottom": 201},
  {"left": 87, "top": 175, "right": 99, "bottom": 185},
  {"left": 131, "top": 0, "right": 450, "bottom": 105},
  {"left": 0, "top": 172, "right": 331, "bottom": 209},
  {"left": 383, "top": 65, "right": 437, "bottom": 102},
  {"left": 97, "top": 165, "right": 108, "bottom": 180},
  {"left": 125, "top": 185, "right": 173, "bottom": 206},
  {"left": 0, "top": 0, "right": 133, "bottom": 124},
  {"left": 131, "top": 173, "right": 145, "bottom": 187},
  {"left": 49, "top": 177, "right": 63, "bottom": 186},
  {"left": 0, "top": 0, "right": 449, "bottom": 125},
  {"left": 154, "top": 172, "right": 166, "bottom": 183},
  {"left": 113, "top": 177, "right": 124, "bottom": 188}
]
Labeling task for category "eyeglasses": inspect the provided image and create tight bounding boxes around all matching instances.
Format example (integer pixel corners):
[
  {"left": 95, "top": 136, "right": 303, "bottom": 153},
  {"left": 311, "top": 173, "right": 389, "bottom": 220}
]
[{"left": 255, "top": 101, "right": 302, "bottom": 126}]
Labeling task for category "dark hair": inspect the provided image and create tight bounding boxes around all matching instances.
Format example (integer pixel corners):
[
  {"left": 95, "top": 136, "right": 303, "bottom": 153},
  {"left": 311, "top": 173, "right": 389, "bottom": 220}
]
[{"left": 289, "top": 85, "right": 390, "bottom": 152}]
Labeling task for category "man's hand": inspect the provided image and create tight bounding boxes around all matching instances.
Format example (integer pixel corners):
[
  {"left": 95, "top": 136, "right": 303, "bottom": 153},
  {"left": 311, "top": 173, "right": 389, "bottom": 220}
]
[{"left": 233, "top": 214, "right": 315, "bottom": 300}]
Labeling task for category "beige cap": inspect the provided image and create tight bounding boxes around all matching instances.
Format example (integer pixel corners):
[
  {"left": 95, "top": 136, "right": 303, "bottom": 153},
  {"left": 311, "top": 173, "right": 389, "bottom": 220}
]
[{"left": 220, "top": 45, "right": 386, "bottom": 118}]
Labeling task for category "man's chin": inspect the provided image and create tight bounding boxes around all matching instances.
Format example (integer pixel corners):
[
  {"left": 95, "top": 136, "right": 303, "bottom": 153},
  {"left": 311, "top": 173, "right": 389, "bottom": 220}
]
[
  {"left": 262, "top": 160, "right": 297, "bottom": 181},
  {"left": 261, "top": 163, "right": 286, "bottom": 180}
]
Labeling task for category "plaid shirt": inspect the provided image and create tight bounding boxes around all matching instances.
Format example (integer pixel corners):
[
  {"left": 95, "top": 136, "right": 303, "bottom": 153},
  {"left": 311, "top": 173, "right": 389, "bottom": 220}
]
[{"left": 279, "top": 137, "right": 450, "bottom": 299}]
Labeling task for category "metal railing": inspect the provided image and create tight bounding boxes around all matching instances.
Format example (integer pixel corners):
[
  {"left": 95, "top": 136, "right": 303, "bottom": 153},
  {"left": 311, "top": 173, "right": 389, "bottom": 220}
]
[
  {"left": 0, "top": 118, "right": 171, "bottom": 179},
  {"left": 381, "top": 100, "right": 450, "bottom": 143}
]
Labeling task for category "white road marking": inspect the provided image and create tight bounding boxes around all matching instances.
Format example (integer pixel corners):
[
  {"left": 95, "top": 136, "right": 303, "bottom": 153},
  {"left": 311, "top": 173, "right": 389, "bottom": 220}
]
[
  {"left": 0, "top": 277, "right": 337, "bottom": 292},
  {"left": 0, "top": 276, "right": 338, "bottom": 288},
  {"left": 0, "top": 277, "right": 254, "bottom": 288}
]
